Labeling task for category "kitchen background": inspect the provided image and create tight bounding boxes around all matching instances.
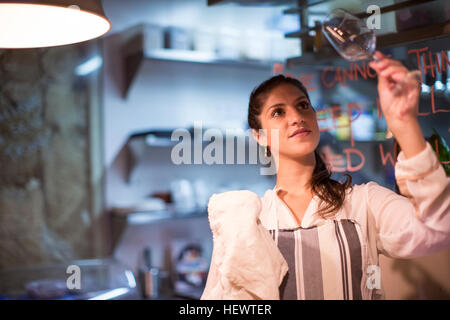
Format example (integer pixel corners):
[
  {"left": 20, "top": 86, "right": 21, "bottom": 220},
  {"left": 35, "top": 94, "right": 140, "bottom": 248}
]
[{"left": 0, "top": 0, "right": 449, "bottom": 299}]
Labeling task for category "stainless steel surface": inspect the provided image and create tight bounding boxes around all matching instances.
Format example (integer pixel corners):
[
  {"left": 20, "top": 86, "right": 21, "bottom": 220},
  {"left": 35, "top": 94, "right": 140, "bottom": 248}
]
[{"left": 0, "top": 258, "right": 140, "bottom": 300}]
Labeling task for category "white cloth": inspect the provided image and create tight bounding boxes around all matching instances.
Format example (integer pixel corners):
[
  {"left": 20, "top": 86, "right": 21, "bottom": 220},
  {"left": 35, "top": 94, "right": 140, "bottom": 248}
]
[
  {"left": 201, "top": 190, "right": 288, "bottom": 299},
  {"left": 201, "top": 142, "right": 450, "bottom": 299}
]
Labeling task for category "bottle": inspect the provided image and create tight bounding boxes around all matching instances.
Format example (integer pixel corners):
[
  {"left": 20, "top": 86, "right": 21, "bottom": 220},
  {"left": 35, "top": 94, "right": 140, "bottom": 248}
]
[
  {"left": 138, "top": 247, "right": 161, "bottom": 299},
  {"left": 313, "top": 21, "right": 323, "bottom": 53}
]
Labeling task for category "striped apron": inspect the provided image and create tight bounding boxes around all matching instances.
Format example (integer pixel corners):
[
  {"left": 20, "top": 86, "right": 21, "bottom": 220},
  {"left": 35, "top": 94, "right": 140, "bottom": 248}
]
[{"left": 269, "top": 219, "right": 371, "bottom": 300}]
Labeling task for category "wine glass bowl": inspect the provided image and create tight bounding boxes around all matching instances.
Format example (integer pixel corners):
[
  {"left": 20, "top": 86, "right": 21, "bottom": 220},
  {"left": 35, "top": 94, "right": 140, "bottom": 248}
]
[
  {"left": 322, "top": 8, "right": 376, "bottom": 62},
  {"left": 321, "top": 8, "right": 422, "bottom": 139}
]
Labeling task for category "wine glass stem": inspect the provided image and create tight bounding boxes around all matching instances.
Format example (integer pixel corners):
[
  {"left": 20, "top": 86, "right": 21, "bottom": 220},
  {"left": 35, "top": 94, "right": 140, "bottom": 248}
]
[{"left": 371, "top": 54, "right": 381, "bottom": 62}]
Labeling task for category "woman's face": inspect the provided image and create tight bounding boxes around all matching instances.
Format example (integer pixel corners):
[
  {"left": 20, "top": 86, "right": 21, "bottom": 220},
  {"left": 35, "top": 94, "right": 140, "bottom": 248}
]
[{"left": 255, "top": 83, "right": 320, "bottom": 160}]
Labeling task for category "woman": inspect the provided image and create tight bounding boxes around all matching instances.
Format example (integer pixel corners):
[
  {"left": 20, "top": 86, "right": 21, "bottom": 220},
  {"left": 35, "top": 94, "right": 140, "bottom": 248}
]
[{"left": 201, "top": 51, "right": 450, "bottom": 300}]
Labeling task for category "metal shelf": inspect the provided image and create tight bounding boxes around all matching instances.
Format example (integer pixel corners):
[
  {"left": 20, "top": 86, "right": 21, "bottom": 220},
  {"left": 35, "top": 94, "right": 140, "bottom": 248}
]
[
  {"left": 121, "top": 24, "right": 276, "bottom": 98},
  {"left": 143, "top": 49, "right": 276, "bottom": 69},
  {"left": 112, "top": 206, "right": 207, "bottom": 225},
  {"left": 283, "top": 0, "right": 449, "bottom": 67},
  {"left": 287, "top": 22, "right": 450, "bottom": 66},
  {"left": 283, "top": 0, "right": 434, "bottom": 16}
]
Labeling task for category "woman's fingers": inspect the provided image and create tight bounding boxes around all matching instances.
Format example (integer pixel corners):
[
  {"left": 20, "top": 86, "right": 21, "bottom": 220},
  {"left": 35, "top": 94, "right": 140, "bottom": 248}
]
[
  {"left": 374, "top": 50, "right": 384, "bottom": 60},
  {"left": 391, "top": 72, "right": 406, "bottom": 82},
  {"left": 370, "top": 51, "right": 402, "bottom": 72},
  {"left": 374, "top": 50, "right": 390, "bottom": 60},
  {"left": 379, "top": 65, "right": 407, "bottom": 79},
  {"left": 370, "top": 58, "right": 402, "bottom": 73}
]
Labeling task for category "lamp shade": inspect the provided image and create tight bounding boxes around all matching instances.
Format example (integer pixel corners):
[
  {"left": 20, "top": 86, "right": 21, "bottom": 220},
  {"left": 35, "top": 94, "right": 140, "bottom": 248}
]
[{"left": 0, "top": 0, "right": 111, "bottom": 49}]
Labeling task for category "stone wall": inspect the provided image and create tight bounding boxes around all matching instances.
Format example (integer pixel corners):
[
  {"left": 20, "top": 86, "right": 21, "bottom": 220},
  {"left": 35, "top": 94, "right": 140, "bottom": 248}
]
[{"left": 0, "top": 41, "right": 104, "bottom": 269}]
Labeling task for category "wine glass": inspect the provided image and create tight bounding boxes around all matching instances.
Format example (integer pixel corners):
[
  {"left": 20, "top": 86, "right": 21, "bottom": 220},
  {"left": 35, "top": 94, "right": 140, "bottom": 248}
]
[{"left": 322, "top": 8, "right": 422, "bottom": 138}]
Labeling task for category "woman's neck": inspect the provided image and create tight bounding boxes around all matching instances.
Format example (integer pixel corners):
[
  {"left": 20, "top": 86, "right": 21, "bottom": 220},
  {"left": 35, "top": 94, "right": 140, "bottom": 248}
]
[{"left": 274, "top": 152, "right": 316, "bottom": 196}]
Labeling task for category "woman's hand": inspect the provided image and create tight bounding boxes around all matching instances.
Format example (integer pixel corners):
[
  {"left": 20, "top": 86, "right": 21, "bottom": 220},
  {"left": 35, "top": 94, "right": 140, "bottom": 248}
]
[
  {"left": 369, "top": 51, "right": 426, "bottom": 159},
  {"left": 368, "top": 51, "right": 421, "bottom": 130}
]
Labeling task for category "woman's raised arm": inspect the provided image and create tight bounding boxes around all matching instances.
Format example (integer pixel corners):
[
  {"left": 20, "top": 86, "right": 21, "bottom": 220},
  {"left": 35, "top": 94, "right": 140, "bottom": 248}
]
[
  {"left": 369, "top": 50, "right": 426, "bottom": 159},
  {"left": 365, "top": 141, "right": 450, "bottom": 259}
]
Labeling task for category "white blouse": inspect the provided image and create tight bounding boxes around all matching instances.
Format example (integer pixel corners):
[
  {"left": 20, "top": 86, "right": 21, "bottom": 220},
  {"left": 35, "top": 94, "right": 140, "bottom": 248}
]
[{"left": 201, "top": 142, "right": 450, "bottom": 300}]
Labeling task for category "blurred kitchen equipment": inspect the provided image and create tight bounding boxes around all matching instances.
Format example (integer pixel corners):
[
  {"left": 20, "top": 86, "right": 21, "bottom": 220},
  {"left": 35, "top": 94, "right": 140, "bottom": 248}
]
[
  {"left": 0, "top": 258, "right": 139, "bottom": 300},
  {"left": 192, "top": 179, "right": 210, "bottom": 209},
  {"left": 110, "top": 197, "right": 167, "bottom": 215},
  {"left": 138, "top": 247, "right": 169, "bottom": 299},
  {"left": 25, "top": 279, "right": 67, "bottom": 299},
  {"left": 193, "top": 28, "right": 216, "bottom": 54},
  {"left": 216, "top": 28, "right": 241, "bottom": 60},
  {"left": 164, "top": 26, "right": 191, "bottom": 50},
  {"left": 150, "top": 190, "right": 172, "bottom": 204},
  {"left": 313, "top": 21, "right": 323, "bottom": 53},
  {"left": 170, "top": 179, "right": 196, "bottom": 212}
]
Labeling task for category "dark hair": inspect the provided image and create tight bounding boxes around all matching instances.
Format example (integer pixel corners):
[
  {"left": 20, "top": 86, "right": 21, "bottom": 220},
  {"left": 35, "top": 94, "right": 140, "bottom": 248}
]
[{"left": 248, "top": 74, "right": 352, "bottom": 218}]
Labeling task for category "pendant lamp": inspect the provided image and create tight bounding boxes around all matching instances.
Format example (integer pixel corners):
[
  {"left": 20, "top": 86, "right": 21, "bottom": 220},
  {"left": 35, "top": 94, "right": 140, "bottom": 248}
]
[{"left": 0, "top": 0, "right": 111, "bottom": 49}]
